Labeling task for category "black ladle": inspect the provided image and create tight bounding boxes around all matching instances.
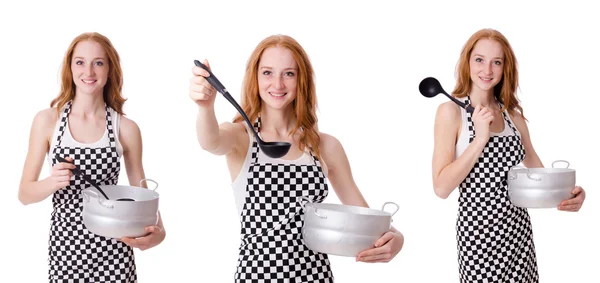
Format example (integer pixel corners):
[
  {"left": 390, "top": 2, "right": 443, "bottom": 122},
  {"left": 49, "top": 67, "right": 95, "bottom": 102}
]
[
  {"left": 194, "top": 60, "right": 291, "bottom": 159},
  {"left": 55, "top": 155, "right": 134, "bottom": 201},
  {"left": 419, "top": 77, "right": 474, "bottom": 113}
]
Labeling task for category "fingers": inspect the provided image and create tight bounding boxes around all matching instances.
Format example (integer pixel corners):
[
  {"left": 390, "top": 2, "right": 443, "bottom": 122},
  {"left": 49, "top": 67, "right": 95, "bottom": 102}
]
[
  {"left": 374, "top": 232, "right": 394, "bottom": 248},
  {"left": 557, "top": 203, "right": 581, "bottom": 212},
  {"left": 191, "top": 59, "right": 211, "bottom": 77},
  {"left": 571, "top": 186, "right": 584, "bottom": 195},
  {"left": 120, "top": 226, "right": 161, "bottom": 251},
  {"left": 358, "top": 253, "right": 392, "bottom": 263},
  {"left": 356, "top": 245, "right": 392, "bottom": 262},
  {"left": 356, "top": 244, "right": 391, "bottom": 259},
  {"left": 53, "top": 161, "right": 75, "bottom": 171}
]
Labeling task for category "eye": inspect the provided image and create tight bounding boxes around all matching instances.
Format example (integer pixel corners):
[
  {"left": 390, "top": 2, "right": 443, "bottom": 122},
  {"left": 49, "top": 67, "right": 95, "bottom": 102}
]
[
  {"left": 262, "top": 70, "right": 272, "bottom": 75},
  {"left": 94, "top": 61, "right": 104, "bottom": 66},
  {"left": 494, "top": 60, "right": 502, "bottom": 65},
  {"left": 475, "top": 58, "right": 483, "bottom": 63},
  {"left": 284, "top": 71, "right": 295, "bottom": 77},
  {"left": 75, "top": 60, "right": 84, "bottom": 65}
]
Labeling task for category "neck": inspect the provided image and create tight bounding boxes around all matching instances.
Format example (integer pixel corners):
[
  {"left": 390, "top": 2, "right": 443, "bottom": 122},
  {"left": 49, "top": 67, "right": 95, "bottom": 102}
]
[
  {"left": 260, "top": 105, "right": 296, "bottom": 136},
  {"left": 71, "top": 91, "right": 105, "bottom": 117},
  {"left": 468, "top": 87, "right": 496, "bottom": 108}
]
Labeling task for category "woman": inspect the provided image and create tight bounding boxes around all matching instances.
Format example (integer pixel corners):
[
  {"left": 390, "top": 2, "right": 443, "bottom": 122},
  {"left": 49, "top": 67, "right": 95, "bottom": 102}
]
[
  {"left": 189, "top": 34, "right": 404, "bottom": 282},
  {"left": 18, "top": 32, "right": 166, "bottom": 282},
  {"left": 431, "top": 28, "right": 586, "bottom": 282}
]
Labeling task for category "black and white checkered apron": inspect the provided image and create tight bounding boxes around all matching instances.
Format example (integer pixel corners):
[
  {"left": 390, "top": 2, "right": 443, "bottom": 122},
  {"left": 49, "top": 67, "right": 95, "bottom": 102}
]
[
  {"left": 456, "top": 98, "right": 538, "bottom": 282},
  {"left": 48, "top": 101, "right": 136, "bottom": 282},
  {"left": 234, "top": 117, "right": 334, "bottom": 282}
]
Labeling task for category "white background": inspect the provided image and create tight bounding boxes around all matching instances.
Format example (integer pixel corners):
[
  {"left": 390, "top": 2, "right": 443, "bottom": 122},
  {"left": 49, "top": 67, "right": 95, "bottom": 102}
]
[{"left": 1, "top": 0, "right": 598, "bottom": 282}]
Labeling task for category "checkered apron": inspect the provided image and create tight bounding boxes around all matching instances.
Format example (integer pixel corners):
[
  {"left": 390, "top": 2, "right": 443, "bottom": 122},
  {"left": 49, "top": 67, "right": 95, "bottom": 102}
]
[
  {"left": 234, "top": 117, "right": 334, "bottom": 282},
  {"left": 456, "top": 98, "right": 538, "bottom": 282},
  {"left": 48, "top": 101, "right": 136, "bottom": 282}
]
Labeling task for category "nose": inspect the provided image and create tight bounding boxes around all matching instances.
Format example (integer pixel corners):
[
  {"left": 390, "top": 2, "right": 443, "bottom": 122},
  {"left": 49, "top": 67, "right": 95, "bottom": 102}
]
[
  {"left": 274, "top": 76, "right": 284, "bottom": 89},
  {"left": 84, "top": 63, "right": 95, "bottom": 77},
  {"left": 484, "top": 63, "right": 493, "bottom": 75}
]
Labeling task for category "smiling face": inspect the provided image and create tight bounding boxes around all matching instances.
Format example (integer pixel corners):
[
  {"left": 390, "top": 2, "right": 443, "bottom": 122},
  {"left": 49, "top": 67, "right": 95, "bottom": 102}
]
[
  {"left": 257, "top": 46, "right": 298, "bottom": 111},
  {"left": 71, "top": 40, "right": 109, "bottom": 96},
  {"left": 469, "top": 39, "right": 504, "bottom": 93}
]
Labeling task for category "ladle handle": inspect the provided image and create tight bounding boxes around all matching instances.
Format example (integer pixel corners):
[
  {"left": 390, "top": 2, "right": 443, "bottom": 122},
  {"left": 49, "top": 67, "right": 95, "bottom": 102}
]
[
  {"left": 55, "top": 154, "right": 110, "bottom": 200},
  {"left": 194, "top": 60, "right": 261, "bottom": 141},
  {"left": 444, "top": 92, "right": 474, "bottom": 113}
]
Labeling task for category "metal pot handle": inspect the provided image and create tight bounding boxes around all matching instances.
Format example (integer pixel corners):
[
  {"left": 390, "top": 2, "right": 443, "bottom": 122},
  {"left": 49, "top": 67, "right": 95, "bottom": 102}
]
[
  {"left": 381, "top": 202, "right": 399, "bottom": 217},
  {"left": 552, "top": 160, "right": 570, "bottom": 168},
  {"left": 299, "top": 196, "right": 313, "bottom": 209},
  {"left": 298, "top": 196, "right": 326, "bottom": 219},
  {"left": 526, "top": 170, "right": 542, "bottom": 181},
  {"left": 508, "top": 165, "right": 541, "bottom": 181},
  {"left": 508, "top": 164, "right": 526, "bottom": 180},
  {"left": 81, "top": 189, "right": 114, "bottom": 209},
  {"left": 140, "top": 178, "right": 159, "bottom": 191}
]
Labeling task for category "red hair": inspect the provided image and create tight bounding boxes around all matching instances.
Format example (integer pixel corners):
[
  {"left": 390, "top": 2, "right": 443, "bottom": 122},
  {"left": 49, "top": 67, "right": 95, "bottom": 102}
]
[
  {"left": 453, "top": 28, "right": 524, "bottom": 117},
  {"left": 50, "top": 32, "right": 126, "bottom": 115},
  {"left": 234, "top": 35, "right": 321, "bottom": 158}
]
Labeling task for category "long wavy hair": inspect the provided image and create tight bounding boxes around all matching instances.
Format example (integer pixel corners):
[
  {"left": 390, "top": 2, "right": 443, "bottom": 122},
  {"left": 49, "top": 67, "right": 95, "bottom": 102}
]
[
  {"left": 50, "top": 32, "right": 126, "bottom": 115},
  {"left": 452, "top": 28, "right": 524, "bottom": 118},
  {"left": 234, "top": 35, "right": 321, "bottom": 159}
]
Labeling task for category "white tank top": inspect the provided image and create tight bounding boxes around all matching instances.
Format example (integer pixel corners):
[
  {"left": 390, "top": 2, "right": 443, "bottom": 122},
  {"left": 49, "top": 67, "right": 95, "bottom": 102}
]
[
  {"left": 455, "top": 97, "right": 520, "bottom": 158},
  {"left": 47, "top": 105, "right": 123, "bottom": 170},
  {"left": 231, "top": 123, "right": 319, "bottom": 216}
]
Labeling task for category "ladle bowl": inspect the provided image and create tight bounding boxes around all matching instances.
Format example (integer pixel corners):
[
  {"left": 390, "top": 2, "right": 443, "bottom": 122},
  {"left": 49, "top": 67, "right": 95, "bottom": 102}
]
[
  {"left": 419, "top": 77, "right": 474, "bottom": 113},
  {"left": 194, "top": 60, "right": 291, "bottom": 158}
]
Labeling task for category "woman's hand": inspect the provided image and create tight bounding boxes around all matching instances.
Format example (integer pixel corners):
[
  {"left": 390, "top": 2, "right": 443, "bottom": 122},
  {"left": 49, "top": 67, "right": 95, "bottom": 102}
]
[
  {"left": 355, "top": 230, "right": 404, "bottom": 263},
  {"left": 558, "top": 186, "right": 585, "bottom": 212}
]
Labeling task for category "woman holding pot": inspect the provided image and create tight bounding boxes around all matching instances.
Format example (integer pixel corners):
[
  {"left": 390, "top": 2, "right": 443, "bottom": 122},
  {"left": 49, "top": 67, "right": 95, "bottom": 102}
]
[
  {"left": 18, "top": 32, "right": 166, "bottom": 282},
  {"left": 431, "top": 28, "right": 586, "bottom": 282},
  {"left": 189, "top": 34, "right": 404, "bottom": 281}
]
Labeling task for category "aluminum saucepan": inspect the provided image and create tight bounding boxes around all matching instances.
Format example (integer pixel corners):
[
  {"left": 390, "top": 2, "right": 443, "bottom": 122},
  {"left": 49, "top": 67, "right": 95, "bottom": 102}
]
[
  {"left": 507, "top": 160, "right": 575, "bottom": 208},
  {"left": 301, "top": 196, "right": 399, "bottom": 257},
  {"left": 81, "top": 179, "right": 160, "bottom": 238}
]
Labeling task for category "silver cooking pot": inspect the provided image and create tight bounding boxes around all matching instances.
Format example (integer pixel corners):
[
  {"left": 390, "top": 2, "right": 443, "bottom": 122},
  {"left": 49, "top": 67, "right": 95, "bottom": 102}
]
[
  {"left": 81, "top": 179, "right": 160, "bottom": 239},
  {"left": 507, "top": 160, "right": 575, "bottom": 208},
  {"left": 301, "top": 196, "right": 399, "bottom": 257}
]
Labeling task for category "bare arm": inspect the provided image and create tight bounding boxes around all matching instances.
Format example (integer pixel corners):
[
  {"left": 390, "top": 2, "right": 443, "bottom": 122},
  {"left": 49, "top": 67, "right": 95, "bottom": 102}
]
[
  {"left": 320, "top": 133, "right": 368, "bottom": 207},
  {"left": 320, "top": 133, "right": 404, "bottom": 261},
  {"left": 431, "top": 102, "right": 491, "bottom": 199},
  {"left": 119, "top": 117, "right": 165, "bottom": 248},
  {"left": 18, "top": 109, "right": 74, "bottom": 205},
  {"left": 190, "top": 61, "right": 245, "bottom": 156},
  {"left": 509, "top": 112, "right": 544, "bottom": 168}
]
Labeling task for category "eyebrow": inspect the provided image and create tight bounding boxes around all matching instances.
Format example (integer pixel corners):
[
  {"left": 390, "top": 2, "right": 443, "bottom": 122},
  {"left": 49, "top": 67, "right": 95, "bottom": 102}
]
[
  {"left": 259, "top": 66, "right": 297, "bottom": 71},
  {"left": 473, "top": 53, "right": 504, "bottom": 60},
  {"left": 73, "top": 56, "right": 106, "bottom": 60}
]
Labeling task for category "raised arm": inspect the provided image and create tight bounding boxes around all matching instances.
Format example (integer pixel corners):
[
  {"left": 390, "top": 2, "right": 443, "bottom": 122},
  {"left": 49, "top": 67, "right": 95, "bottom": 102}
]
[{"left": 432, "top": 103, "right": 493, "bottom": 199}]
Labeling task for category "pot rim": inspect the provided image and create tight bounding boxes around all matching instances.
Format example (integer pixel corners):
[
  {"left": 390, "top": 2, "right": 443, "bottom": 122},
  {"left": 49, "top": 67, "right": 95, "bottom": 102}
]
[{"left": 300, "top": 196, "right": 399, "bottom": 217}]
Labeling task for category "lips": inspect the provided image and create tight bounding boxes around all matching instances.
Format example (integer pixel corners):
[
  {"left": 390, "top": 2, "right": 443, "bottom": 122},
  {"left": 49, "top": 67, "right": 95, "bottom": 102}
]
[
  {"left": 82, "top": 79, "right": 97, "bottom": 84},
  {"left": 269, "top": 92, "right": 286, "bottom": 97}
]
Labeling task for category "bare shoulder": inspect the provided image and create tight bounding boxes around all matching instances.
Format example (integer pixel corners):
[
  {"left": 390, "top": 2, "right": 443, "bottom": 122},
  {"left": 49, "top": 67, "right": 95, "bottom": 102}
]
[
  {"left": 119, "top": 115, "right": 141, "bottom": 135},
  {"left": 319, "top": 132, "right": 343, "bottom": 153},
  {"left": 35, "top": 108, "right": 59, "bottom": 126},
  {"left": 33, "top": 108, "right": 60, "bottom": 142},
  {"left": 118, "top": 116, "right": 142, "bottom": 152},
  {"left": 508, "top": 110, "right": 528, "bottom": 133},
  {"left": 436, "top": 101, "right": 461, "bottom": 122}
]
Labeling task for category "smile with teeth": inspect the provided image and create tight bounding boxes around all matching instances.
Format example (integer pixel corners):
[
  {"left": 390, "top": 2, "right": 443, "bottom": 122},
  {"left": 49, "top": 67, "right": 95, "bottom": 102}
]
[
  {"left": 479, "top": 77, "right": 493, "bottom": 82},
  {"left": 269, "top": 92, "right": 287, "bottom": 97},
  {"left": 82, "top": 79, "right": 97, "bottom": 84}
]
